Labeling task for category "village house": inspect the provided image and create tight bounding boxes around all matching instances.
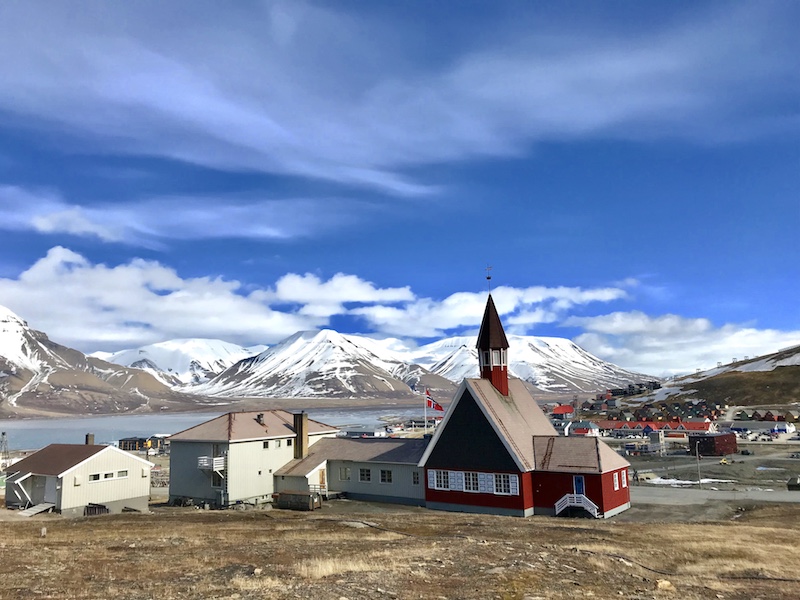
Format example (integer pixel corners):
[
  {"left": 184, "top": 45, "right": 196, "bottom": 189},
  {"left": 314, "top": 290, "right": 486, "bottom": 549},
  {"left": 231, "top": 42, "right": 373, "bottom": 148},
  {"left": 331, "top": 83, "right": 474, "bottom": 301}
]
[
  {"left": 168, "top": 410, "right": 338, "bottom": 508},
  {"left": 564, "top": 420, "right": 601, "bottom": 437},
  {"left": 417, "top": 295, "right": 631, "bottom": 518},
  {"left": 275, "top": 437, "right": 428, "bottom": 506},
  {"left": 118, "top": 435, "right": 168, "bottom": 453},
  {"left": 5, "top": 442, "right": 153, "bottom": 517},
  {"left": 551, "top": 404, "right": 575, "bottom": 420},
  {"left": 596, "top": 419, "right": 717, "bottom": 438}
]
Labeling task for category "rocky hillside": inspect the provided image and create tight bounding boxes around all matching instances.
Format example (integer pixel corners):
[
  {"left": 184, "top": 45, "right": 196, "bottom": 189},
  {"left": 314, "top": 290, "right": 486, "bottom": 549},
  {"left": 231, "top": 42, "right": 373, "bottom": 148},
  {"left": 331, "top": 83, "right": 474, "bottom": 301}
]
[
  {"left": 651, "top": 344, "right": 800, "bottom": 406},
  {"left": 0, "top": 306, "right": 204, "bottom": 415}
]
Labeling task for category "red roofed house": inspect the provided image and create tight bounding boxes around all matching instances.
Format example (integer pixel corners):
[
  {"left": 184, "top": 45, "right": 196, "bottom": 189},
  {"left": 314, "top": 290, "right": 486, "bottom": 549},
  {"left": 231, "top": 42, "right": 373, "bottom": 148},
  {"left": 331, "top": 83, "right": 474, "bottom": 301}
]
[
  {"left": 418, "top": 295, "right": 631, "bottom": 518},
  {"left": 552, "top": 404, "right": 576, "bottom": 419}
]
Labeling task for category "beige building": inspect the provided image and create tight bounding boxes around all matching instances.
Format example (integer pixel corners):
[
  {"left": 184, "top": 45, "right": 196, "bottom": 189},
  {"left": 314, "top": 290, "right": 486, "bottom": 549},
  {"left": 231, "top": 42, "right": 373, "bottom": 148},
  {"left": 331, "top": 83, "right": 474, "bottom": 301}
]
[
  {"left": 5, "top": 444, "right": 154, "bottom": 517},
  {"left": 168, "top": 410, "right": 338, "bottom": 507}
]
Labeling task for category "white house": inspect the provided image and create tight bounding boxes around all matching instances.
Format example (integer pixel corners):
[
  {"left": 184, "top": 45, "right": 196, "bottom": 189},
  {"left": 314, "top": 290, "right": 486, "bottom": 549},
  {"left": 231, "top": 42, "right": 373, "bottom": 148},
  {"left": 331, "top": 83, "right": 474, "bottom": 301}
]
[
  {"left": 168, "top": 410, "right": 338, "bottom": 508},
  {"left": 5, "top": 444, "right": 153, "bottom": 517}
]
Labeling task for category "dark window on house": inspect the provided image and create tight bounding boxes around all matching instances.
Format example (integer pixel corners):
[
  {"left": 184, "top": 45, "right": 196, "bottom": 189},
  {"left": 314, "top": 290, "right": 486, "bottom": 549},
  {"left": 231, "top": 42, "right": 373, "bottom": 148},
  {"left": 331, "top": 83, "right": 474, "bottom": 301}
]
[
  {"left": 435, "top": 470, "right": 450, "bottom": 490},
  {"left": 412, "top": 472, "right": 420, "bottom": 486},
  {"left": 104, "top": 472, "right": 114, "bottom": 480},
  {"left": 359, "top": 468, "right": 371, "bottom": 483},
  {"left": 263, "top": 441, "right": 269, "bottom": 449},
  {"left": 339, "top": 467, "right": 351, "bottom": 481},
  {"left": 89, "top": 473, "right": 100, "bottom": 482},
  {"left": 464, "top": 472, "right": 479, "bottom": 492},
  {"left": 380, "top": 469, "right": 392, "bottom": 484},
  {"left": 494, "top": 473, "right": 511, "bottom": 495},
  {"left": 287, "top": 439, "right": 292, "bottom": 447}
]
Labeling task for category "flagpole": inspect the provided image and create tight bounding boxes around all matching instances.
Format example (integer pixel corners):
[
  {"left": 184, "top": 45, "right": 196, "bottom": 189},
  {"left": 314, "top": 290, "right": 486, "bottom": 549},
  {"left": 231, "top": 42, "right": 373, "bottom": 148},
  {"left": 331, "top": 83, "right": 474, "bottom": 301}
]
[{"left": 424, "top": 388, "right": 428, "bottom": 434}]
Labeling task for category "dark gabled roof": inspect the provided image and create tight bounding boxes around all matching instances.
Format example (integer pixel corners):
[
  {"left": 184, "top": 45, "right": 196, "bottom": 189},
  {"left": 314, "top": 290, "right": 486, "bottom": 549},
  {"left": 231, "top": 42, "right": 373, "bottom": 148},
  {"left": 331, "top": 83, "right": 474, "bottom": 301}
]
[
  {"left": 9, "top": 444, "right": 106, "bottom": 476},
  {"left": 275, "top": 437, "right": 429, "bottom": 477},
  {"left": 476, "top": 294, "right": 509, "bottom": 351},
  {"left": 7, "top": 444, "right": 153, "bottom": 477}
]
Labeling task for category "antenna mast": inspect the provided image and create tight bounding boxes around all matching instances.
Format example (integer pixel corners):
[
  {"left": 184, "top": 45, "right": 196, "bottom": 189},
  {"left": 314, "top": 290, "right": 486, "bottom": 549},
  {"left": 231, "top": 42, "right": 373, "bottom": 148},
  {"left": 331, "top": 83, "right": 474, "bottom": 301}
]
[{"left": 485, "top": 266, "right": 493, "bottom": 292}]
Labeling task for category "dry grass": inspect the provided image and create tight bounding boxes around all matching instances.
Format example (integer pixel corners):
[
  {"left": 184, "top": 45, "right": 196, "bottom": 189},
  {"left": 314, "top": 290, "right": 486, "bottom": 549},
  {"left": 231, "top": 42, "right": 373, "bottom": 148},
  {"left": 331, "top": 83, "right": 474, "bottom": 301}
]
[{"left": 0, "top": 503, "right": 798, "bottom": 599}]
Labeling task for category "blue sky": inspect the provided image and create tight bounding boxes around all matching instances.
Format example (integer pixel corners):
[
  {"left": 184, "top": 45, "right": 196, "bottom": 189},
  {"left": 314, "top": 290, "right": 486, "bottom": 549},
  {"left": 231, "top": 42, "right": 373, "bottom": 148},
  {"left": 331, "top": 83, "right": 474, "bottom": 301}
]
[{"left": 0, "top": 1, "right": 798, "bottom": 376}]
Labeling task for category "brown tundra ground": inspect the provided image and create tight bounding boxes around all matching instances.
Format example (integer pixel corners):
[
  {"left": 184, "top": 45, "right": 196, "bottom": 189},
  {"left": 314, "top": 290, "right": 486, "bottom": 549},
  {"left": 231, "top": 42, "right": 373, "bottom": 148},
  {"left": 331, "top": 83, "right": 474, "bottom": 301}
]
[{"left": 0, "top": 499, "right": 798, "bottom": 600}]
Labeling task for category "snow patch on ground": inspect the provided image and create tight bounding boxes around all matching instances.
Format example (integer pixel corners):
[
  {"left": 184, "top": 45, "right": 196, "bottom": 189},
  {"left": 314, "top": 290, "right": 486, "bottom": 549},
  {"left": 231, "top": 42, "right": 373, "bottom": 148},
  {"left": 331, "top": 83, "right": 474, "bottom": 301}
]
[{"left": 650, "top": 477, "right": 736, "bottom": 486}]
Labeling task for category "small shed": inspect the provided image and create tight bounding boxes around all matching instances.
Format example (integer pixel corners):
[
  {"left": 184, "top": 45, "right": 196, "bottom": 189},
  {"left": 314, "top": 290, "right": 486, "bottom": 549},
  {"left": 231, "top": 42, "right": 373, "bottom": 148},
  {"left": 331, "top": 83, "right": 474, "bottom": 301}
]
[{"left": 275, "top": 491, "right": 323, "bottom": 511}]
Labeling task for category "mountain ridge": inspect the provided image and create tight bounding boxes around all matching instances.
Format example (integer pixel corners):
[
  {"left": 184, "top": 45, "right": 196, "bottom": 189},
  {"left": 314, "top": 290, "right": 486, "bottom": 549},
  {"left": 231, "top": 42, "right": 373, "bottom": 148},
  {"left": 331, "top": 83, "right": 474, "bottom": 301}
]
[
  {"left": 186, "top": 328, "right": 654, "bottom": 399},
  {"left": 0, "top": 306, "right": 211, "bottom": 415}
]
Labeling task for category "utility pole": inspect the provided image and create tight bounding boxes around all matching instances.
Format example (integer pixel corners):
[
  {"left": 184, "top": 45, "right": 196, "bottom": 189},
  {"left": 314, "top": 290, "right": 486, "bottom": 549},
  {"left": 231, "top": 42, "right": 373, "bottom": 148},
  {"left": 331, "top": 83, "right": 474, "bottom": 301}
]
[{"left": 695, "top": 440, "right": 702, "bottom": 490}]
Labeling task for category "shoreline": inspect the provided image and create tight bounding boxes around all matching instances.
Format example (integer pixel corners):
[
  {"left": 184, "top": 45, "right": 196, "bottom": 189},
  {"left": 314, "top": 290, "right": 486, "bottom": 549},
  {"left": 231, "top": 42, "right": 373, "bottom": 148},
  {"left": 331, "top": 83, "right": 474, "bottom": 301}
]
[{"left": 0, "top": 395, "right": 431, "bottom": 421}]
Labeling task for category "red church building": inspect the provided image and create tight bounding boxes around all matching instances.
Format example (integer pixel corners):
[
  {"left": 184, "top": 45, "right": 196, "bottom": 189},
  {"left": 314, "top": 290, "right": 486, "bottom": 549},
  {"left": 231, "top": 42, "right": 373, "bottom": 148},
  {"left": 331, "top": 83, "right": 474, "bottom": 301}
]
[{"left": 418, "top": 294, "right": 631, "bottom": 518}]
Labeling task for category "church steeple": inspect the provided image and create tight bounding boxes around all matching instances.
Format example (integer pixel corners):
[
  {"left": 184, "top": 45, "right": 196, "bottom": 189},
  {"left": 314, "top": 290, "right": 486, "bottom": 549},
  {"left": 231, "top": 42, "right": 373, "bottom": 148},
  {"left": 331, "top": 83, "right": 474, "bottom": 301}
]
[{"left": 476, "top": 294, "right": 510, "bottom": 395}]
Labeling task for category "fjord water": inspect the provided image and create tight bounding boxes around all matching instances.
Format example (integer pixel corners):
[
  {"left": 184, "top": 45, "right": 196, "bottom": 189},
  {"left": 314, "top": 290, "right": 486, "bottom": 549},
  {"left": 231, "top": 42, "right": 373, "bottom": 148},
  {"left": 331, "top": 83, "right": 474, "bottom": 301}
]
[{"left": 0, "top": 405, "right": 429, "bottom": 450}]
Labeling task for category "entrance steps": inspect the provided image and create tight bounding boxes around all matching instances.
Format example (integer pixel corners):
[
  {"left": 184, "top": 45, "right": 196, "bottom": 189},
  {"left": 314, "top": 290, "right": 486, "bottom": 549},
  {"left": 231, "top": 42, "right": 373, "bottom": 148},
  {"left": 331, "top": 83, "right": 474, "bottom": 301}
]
[{"left": 18, "top": 503, "right": 55, "bottom": 517}]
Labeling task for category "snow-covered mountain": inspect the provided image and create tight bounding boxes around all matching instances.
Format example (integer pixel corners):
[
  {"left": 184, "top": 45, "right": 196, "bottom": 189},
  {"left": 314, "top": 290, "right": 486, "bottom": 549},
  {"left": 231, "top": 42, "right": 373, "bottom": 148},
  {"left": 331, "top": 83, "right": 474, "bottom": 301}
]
[
  {"left": 410, "top": 334, "right": 653, "bottom": 394},
  {"left": 0, "top": 305, "right": 186, "bottom": 414},
  {"left": 96, "top": 339, "right": 263, "bottom": 386},
  {"left": 0, "top": 300, "right": 659, "bottom": 406},
  {"left": 188, "top": 329, "right": 652, "bottom": 399},
  {"left": 190, "top": 329, "right": 452, "bottom": 399}
]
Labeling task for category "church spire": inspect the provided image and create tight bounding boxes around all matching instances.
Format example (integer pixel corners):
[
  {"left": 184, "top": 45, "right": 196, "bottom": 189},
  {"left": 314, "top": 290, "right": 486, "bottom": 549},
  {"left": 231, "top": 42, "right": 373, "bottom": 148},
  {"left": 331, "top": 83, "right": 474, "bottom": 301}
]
[{"left": 476, "top": 294, "right": 509, "bottom": 395}]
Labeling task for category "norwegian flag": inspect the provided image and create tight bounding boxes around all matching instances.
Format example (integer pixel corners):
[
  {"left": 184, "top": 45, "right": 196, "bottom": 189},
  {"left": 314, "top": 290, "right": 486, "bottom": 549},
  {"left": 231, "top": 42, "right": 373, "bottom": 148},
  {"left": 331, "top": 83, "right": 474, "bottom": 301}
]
[{"left": 425, "top": 388, "right": 444, "bottom": 411}]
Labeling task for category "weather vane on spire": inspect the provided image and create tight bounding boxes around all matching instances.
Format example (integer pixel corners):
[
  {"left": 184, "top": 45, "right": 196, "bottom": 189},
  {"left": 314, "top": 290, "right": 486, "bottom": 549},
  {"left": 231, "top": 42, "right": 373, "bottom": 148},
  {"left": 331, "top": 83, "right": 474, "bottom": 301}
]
[{"left": 485, "top": 266, "right": 492, "bottom": 292}]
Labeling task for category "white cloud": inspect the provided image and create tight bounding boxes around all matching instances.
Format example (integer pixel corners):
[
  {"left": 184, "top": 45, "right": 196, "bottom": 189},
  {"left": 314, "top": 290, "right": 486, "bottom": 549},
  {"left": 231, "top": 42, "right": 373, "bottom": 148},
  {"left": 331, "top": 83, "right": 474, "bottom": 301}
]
[
  {"left": 569, "top": 311, "right": 800, "bottom": 377},
  {"left": 0, "top": 185, "right": 362, "bottom": 245},
  {"left": 254, "top": 272, "right": 415, "bottom": 320},
  {"left": 352, "top": 284, "right": 630, "bottom": 338},
  {"left": 0, "top": 248, "right": 415, "bottom": 351},
  {"left": 0, "top": 3, "right": 795, "bottom": 195},
  {"left": 270, "top": 273, "right": 414, "bottom": 304},
  {"left": 0, "top": 247, "right": 316, "bottom": 350},
  {"left": 31, "top": 207, "right": 121, "bottom": 242}
]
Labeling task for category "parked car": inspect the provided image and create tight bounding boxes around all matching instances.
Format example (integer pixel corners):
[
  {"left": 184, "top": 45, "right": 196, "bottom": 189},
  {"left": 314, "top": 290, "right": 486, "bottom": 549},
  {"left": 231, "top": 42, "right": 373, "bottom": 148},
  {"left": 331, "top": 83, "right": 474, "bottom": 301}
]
[{"left": 740, "top": 449, "right": 753, "bottom": 455}]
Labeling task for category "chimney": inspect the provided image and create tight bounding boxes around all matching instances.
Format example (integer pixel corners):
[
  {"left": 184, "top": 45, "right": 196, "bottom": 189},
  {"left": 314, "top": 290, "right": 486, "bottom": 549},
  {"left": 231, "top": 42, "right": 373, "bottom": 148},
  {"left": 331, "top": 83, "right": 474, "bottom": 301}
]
[
  {"left": 85, "top": 433, "right": 95, "bottom": 445},
  {"left": 294, "top": 412, "right": 309, "bottom": 459},
  {"left": 256, "top": 413, "right": 264, "bottom": 425}
]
